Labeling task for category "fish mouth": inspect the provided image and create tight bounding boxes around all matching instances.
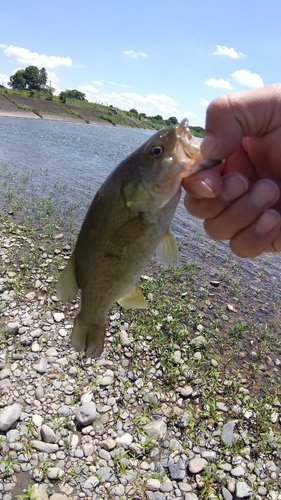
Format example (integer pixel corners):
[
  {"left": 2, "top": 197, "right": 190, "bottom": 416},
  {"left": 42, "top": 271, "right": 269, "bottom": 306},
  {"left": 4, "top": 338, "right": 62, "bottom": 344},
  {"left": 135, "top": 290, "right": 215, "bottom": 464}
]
[{"left": 176, "top": 119, "right": 220, "bottom": 174}]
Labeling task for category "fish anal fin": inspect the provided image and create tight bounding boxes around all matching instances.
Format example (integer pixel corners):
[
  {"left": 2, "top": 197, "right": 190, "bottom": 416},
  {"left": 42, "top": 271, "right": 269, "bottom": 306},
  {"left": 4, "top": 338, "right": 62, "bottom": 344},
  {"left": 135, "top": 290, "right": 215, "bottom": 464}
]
[
  {"left": 71, "top": 314, "right": 106, "bottom": 358},
  {"left": 57, "top": 254, "right": 79, "bottom": 302},
  {"left": 156, "top": 229, "right": 179, "bottom": 267},
  {"left": 117, "top": 284, "right": 147, "bottom": 309}
]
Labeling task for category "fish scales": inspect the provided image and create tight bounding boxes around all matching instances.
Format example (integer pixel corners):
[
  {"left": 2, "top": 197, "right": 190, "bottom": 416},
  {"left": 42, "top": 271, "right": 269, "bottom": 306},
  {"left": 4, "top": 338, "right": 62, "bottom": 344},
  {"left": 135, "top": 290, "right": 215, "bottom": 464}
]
[{"left": 57, "top": 119, "right": 215, "bottom": 358}]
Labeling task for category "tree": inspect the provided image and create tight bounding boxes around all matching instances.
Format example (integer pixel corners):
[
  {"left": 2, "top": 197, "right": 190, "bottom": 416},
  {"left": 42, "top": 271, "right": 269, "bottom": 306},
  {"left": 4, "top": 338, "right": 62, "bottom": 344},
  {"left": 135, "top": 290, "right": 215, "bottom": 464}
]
[
  {"left": 152, "top": 114, "right": 163, "bottom": 121},
  {"left": 8, "top": 69, "right": 26, "bottom": 90},
  {"left": 167, "top": 116, "right": 178, "bottom": 125},
  {"left": 189, "top": 125, "right": 204, "bottom": 137},
  {"left": 39, "top": 68, "right": 48, "bottom": 87},
  {"left": 8, "top": 66, "right": 48, "bottom": 91},
  {"left": 59, "top": 89, "right": 87, "bottom": 101}
]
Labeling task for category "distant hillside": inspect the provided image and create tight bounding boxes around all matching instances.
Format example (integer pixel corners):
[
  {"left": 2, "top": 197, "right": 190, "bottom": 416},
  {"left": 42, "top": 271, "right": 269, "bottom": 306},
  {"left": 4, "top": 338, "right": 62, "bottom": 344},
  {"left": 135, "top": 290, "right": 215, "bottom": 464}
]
[{"left": 0, "top": 87, "right": 204, "bottom": 136}]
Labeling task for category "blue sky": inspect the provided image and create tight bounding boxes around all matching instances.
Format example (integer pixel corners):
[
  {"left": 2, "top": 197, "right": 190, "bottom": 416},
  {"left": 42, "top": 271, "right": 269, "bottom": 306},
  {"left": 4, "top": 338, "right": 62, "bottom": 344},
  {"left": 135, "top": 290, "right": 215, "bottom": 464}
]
[{"left": 0, "top": 0, "right": 280, "bottom": 126}]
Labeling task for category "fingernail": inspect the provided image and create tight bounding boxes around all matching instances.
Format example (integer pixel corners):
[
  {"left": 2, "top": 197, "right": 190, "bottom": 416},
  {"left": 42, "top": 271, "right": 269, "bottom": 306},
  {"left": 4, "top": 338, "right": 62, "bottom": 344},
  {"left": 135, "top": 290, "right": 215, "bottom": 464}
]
[
  {"left": 190, "top": 179, "right": 215, "bottom": 198},
  {"left": 200, "top": 135, "right": 217, "bottom": 159},
  {"left": 256, "top": 210, "right": 281, "bottom": 235},
  {"left": 251, "top": 180, "right": 280, "bottom": 208},
  {"left": 220, "top": 173, "right": 249, "bottom": 203}
]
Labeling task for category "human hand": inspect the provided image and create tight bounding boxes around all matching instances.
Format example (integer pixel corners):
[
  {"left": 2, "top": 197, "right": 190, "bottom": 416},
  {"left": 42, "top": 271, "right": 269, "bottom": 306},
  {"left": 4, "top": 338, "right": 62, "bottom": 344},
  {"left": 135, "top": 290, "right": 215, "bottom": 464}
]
[{"left": 183, "top": 84, "right": 281, "bottom": 257}]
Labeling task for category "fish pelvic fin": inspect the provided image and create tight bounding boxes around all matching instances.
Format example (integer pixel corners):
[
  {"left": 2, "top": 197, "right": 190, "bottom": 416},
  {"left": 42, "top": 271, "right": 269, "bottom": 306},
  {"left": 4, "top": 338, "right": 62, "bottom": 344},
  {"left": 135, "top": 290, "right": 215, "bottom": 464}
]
[
  {"left": 156, "top": 229, "right": 179, "bottom": 267},
  {"left": 117, "top": 284, "right": 147, "bottom": 309},
  {"left": 57, "top": 253, "right": 79, "bottom": 302},
  {"left": 71, "top": 314, "right": 106, "bottom": 358}
]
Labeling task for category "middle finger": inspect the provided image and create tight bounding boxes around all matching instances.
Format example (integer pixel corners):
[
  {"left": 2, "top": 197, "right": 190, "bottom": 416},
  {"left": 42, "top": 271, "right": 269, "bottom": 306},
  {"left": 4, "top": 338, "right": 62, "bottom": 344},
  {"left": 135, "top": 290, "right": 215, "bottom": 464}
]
[{"left": 204, "top": 179, "right": 280, "bottom": 240}]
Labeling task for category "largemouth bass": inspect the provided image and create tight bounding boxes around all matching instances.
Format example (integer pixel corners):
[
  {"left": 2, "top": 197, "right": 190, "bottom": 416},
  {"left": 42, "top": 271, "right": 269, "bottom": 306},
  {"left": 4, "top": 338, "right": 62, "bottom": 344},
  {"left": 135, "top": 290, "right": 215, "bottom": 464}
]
[{"left": 57, "top": 119, "right": 215, "bottom": 358}]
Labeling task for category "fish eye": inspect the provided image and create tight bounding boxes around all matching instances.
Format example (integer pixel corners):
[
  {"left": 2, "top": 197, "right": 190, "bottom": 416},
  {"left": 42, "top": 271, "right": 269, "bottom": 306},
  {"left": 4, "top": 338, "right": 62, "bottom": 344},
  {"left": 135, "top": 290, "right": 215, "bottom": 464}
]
[{"left": 149, "top": 145, "right": 164, "bottom": 158}]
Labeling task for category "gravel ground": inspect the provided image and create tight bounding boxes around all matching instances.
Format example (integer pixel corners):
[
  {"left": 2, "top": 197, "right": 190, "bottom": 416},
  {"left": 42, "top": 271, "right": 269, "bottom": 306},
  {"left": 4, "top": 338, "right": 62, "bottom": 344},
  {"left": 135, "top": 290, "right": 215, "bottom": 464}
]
[{"left": 0, "top": 211, "right": 281, "bottom": 500}]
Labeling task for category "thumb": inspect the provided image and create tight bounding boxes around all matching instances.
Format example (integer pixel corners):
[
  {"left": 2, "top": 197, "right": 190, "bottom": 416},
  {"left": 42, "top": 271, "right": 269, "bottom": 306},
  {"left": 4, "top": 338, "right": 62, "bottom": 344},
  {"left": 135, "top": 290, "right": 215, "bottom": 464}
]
[{"left": 201, "top": 84, "right": 281, "bottom": 160}]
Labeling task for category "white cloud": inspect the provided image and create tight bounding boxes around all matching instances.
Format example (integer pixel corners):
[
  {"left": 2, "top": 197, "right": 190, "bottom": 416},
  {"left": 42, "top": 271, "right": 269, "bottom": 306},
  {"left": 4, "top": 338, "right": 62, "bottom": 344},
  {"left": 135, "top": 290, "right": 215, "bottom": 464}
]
[
  {"left": 0, "top": 73, "right": 10, "bottom": 86},
  {"left": 77, "top": 87, "right": 192, "bottom": 120},
  {"left": 186, "top": 111, "right": 196, "bottom": 119},
  {"left": 214, "top": 45, "right": 245, "bottom": 59},
  {"left": 77, "top": 85, "right": 99, "bottom": 102},
  {"left": 46, "top": 71, "right": 61, "bottom": 94},
  {"left": 1, "top": 45, "right": 72, "bottom": 68},
  {"left": 200, "top": 98, "right": 210, "bottom": 106},
  {"left": 107, "top": 81, "right": 130, "bottom": 88},
  {"left": 205, "top": 78, "right": 233, "bottom": 90},
  {"left": 93, "top": 80, "right": 103, "bottom": 86},
  {"left": 123, "top": 50, "right": 148, "bottom": 59},
  {"left": 231, "top": 69, "right": 263, "bottom": 88}
]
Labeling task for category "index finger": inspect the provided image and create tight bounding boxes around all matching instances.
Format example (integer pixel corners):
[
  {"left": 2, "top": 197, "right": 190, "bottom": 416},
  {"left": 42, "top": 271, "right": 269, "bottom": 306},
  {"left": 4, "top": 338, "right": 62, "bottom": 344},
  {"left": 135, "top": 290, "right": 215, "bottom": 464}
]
[
  {"left": 201, "top": 84, "right": 281, "bottom": 161},
  {"left": 182, "top": 168, "right": 223, "bottom": 199}
]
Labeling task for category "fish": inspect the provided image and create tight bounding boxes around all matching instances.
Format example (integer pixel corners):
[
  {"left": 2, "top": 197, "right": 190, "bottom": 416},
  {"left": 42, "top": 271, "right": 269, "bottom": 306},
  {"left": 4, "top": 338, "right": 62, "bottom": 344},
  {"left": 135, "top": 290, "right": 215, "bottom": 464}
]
[{"left": 57, "top": 119, "right": 215, "bottom": 358}]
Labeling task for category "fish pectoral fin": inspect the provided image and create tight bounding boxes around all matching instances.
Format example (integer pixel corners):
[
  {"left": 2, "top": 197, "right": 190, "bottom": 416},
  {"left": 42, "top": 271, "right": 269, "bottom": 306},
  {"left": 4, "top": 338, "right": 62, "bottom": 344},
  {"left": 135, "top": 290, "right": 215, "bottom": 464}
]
[
  {"left": 71, "top": 314, "right": 106, "bottom": 358},
  {"left": 156, "top": 229, "right": 179, "bottom": 267},
  {"left": 117, "top": 284, "right": 147, "bottom": 309},
  {"left": 57, "top": 253, "right": 79, "bottom": 302},
  {"left": 123, "top": 179, "right": 152, "bottom": 212}
]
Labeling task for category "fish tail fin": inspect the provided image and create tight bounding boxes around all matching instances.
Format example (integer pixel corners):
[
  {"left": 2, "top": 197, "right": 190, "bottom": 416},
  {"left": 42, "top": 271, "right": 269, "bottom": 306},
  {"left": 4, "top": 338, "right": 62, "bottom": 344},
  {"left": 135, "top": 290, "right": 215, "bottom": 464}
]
[
  {"left": 57, "top": 254, "right": 79, "bottom": 302},
  {"left": 71, "top": 314, "right": 106, "bottom": 358}
]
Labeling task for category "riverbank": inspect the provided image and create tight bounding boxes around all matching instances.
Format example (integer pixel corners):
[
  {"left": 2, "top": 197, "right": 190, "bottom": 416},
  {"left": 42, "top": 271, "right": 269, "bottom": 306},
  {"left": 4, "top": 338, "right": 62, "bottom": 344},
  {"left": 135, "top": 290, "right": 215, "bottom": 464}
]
[
  {"left": 0, "top": 96, "right": 126, "bottom": 126},
  {"left": 0, "top": 89, "right": 205, "bottom": 135},
  {"left": 0, "top": 108, "right": 103, "bottom": 124},
  {"left": 0, "top": 90, "right": 163, "bottom": 129},
  {"left": 0, "top": 160, "right": 280, "bottom": 499}
]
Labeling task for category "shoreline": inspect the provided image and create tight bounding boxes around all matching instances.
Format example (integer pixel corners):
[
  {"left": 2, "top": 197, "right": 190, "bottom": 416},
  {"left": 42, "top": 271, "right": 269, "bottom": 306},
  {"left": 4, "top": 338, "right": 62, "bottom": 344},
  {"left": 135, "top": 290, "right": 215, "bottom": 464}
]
[{"left": 0, "top": 108, "right": 107, "bottom": 124}]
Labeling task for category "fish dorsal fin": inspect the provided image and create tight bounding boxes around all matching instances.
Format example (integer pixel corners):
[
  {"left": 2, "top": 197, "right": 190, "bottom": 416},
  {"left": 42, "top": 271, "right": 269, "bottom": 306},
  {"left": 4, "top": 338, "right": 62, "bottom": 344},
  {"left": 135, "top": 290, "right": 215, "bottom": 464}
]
[
  {"left": 156, "top": 229, "right": 179, "bottom": 267},
  {"left": 117, "top": 284, "right": 147, "bottom": 309},
  {"left": 57, "top": 253, "right": 79, "bottom": 302}
]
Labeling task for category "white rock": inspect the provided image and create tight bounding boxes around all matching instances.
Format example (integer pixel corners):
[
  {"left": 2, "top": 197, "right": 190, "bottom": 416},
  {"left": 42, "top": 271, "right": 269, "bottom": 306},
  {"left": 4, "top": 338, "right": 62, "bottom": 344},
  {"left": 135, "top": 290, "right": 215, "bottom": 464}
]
[
  {"left": 53, "top": 312, "right": 65, "bottom": 322},
  {"left": 0, "top": 368, "right": 12, "bottom": 380},
  {"left": 143, "top": 419, "right": 167, "bottom": 440},
  {"left": 32, "top": 414, "right": 43, "bottom": 428},
  {"left": 146, "top": 478, "right": 161, "bottom": 491},
  {"left": 36, "top": 358, "right": 48, "bottom": 374},
  {"left": 32, "top": 440, "right": 59, "bottom": 453},
  {"left": 76, "top": 401, "right": 97, "bottom": 426},
  {"left": 236, "top": 481, "right": 253, "bottom": 498},
  {"left": 5, "top": 322, "right": 19, "bottom": 335},
  {"left": 0, "top": 403, "right": 22, "bottom": 431},
  {"left": 35, "top": 386, "right": 45, "bottom": 400},
  {"left": 116, "top": 432, "right": 133, "bottom": 448},
  {"left": 81, "top": 391, "right": 93, "bottom": 403},
  {"left": 83, "top": 443, "right": 94, "bottom": 457},
  {"left": 31, "top": 342, "right": 40, "bottom": 352},
  {"left": 45, "top": 347, "right": 58, "bottom": 357},
  {"left": 69, "top": 434, "right": 79, "bottom": 449},
  {"left": 30, "top": 484, "right": 48, "bottom": 500},
  {"left": 41, "top": 424, "right": 58, "bottom": 444},
  {"left": 83, "top": 475, "right": 100, "bottom": 490},
  {"left": 189, "top": 457, "right": 208, "bottom": 474},
  {"left": 50, "top": 495, "right": 69, "bottom": 500},
  {"left": 47, "top": 467, "right": 65, "bottom": 480},
  {"left": 100, "top": 438, "right": 116, "bottom": 450}
]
